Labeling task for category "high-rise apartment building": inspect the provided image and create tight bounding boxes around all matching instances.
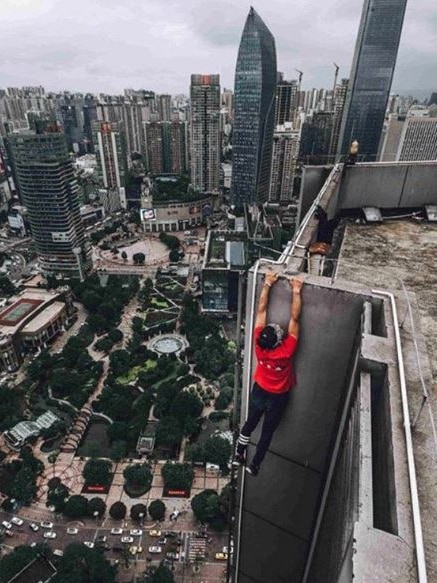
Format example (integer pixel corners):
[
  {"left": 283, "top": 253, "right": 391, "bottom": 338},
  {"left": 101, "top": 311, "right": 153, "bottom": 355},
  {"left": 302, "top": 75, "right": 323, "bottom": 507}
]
[
  {"left": 169, "top": 121, "right": 188, "bottom": 175},
  {"left": 144, "top": 121, "right": 188, "bottom": 175},
  {"left": 269, "top": 123, "right": 301, "bottom": 202},
  {"left": 275, "top": 77, "right": 299, "bottom": 127},
  {"left": 7, "top": 127, "right": 90, "bottom": 278},
  {"left": 232, "top": 8, "right": 277, "bottom": 205},
  {"left": 158, "top": 95, "right": 172, "bottom": 122},
  {"left": 299, "top": 112, "right": 333, "bottom": 165},
  {"left": 93, "top": 121, "right": 126, "bottom": 189},
  {"left": 189, "top": 74, "right": 221, "bottom": 192},
  {"left": 380, "top": 108, "right": 437, "bottom": 162},
  {"left": 337, "top": 0, "right": 407, "bottom": 160}
]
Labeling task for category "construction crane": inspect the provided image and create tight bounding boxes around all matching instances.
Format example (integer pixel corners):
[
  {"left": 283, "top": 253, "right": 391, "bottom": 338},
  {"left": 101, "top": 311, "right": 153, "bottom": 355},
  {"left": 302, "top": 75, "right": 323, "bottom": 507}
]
[
  {"left": 295, "top": 69, "right": 303, "bottom": 86},
  {"left": 333, "top": 63, "right": 339, "bottom": 92}
]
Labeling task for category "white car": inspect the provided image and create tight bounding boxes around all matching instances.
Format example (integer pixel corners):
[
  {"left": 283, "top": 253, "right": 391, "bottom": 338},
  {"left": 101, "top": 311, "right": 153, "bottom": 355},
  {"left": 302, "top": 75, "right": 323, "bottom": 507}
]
[
  {"left": 83, "top": 541, "right": 94, "bottom": 548},
  {"left": 121, "top": 536, "right": 134, "bottom": 544},
  {"left": 29, "top": 522, "right": 39, "bottom": 532},
  {"left": 148, "top": 546, "right": 162, "bottom": 554},
  {"left": 130, "top": 529, "right": 143, "bottom": 536},
  {"left": 40, "top": 521, "right": 54, "bottom": 529},
  {"left": 44, "top": 531, "right": 57, "bottom": 539},
  {"left": 110, "top": 528, "right": 123, "bottom": 535},
  {"left": 11, "top": 517, "right": 23, "bottom": 526},
  {"left": 2, "top": 521, "right": 12, "bottom": 530},
  {"left": 67, "top": 527, "right": 78, "bottom": 535}
]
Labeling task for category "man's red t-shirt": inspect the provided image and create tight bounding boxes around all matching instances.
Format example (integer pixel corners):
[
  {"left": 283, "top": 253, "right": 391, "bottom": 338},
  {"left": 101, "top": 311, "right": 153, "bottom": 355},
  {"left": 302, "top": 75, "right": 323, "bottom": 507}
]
[{"left": 253, "top": 326, "right": 298, "bottom": 394}]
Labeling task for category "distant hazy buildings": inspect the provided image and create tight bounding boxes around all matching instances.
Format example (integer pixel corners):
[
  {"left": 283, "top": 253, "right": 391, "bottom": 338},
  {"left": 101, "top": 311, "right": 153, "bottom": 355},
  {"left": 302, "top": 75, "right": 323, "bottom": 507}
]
[
  {"left": 269, "top": 123, "right": 300, "bottom": 202},
  {"left": 232, "top": 7, "right": 277, "bottom": 205},
  {"left": 189, "top": 74, "right": 221, "bottom": 192},
  {"left": 337, "top": 0, "right": 407, "bottom": 160},
  {"left": 7, "top": 127, "right": 90, "bottom": 278}
]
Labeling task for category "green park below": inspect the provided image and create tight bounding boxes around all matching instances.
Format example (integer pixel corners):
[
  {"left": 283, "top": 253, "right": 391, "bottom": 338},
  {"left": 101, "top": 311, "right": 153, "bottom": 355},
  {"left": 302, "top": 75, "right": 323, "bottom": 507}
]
[{"left": 116, "top": 359, "right": 157, "bottom": 385}]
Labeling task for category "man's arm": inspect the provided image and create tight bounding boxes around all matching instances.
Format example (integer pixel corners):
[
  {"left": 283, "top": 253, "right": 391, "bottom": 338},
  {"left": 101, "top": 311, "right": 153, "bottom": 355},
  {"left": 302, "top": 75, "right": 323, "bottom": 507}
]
[
  {"left": 288, "top": 277, "right": 303, "bottom": 339},
  {"left": 254, "top": 271, "right": 278, "bottom": 329}
]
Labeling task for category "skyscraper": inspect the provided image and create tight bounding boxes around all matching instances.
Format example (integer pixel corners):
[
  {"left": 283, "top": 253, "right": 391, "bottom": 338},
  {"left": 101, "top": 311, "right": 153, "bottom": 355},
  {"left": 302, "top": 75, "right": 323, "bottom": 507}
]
[
  {"left": 337, "top": 0, "right": 407, "bottom": 160},
  {"left": 7, "top": 127, "right": 90, "bottom": 278},
  {"left": 157, "top": 94, "right": 172, "bottom": 122},
  {"left": 232, "top": 8, "right": 277, "bottom": 206},
  {"left": 329, "top": 78, "right": 348, "bottom": 160},
  {"left": 145, "top": 121, "right": 189, "bottom": 176},
  {"left": 189, "top": 74, "right": 221, "bottom": 192},
  {"left": 269, "top": 123, "right": 301, "bottom": 202},
  {"left": 380, "top": 108, "right": 437, "bottom": 162},
  {"left": 275, "top": 76, "right": 299, "bottom": 127},
  {"left": 93, "top": 121, "right": 126, "bottom": 190}
]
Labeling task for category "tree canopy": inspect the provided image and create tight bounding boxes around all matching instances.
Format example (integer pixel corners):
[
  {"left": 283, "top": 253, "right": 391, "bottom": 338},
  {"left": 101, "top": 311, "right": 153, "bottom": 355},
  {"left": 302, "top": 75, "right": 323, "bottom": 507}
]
[
  {"left": 88, "top": 497, "right": 106, "bottom": 517},
  {"left": 130, "top": 503, "right": 147, "bottom": 521},
  {"left": 123, "top": 463, "right": 153, "bottom": 493},
  {"left": 63, "top": 495, "right": 89, "bottom": 519},
  {"left": 83, "top": 459, "right": 113, "bottom": 487},
  {"left": 161, "top": 462, "right": 194, "bottom": 491},
  {"left": 148, "top": 499, "right": 166, "bottom": 521},
  {"left": 109, "top": 500, "right": 127, "bottom": 520},
  {"left": 51, "top": 543, "right": 116, "bottom": 583}
]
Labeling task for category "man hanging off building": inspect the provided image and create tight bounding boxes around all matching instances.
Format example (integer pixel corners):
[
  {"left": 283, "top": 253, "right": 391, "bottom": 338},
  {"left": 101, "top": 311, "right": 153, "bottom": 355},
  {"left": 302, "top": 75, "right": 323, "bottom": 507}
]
[{"left": 234, "top": 271, "right": 303, "bottom": 477}]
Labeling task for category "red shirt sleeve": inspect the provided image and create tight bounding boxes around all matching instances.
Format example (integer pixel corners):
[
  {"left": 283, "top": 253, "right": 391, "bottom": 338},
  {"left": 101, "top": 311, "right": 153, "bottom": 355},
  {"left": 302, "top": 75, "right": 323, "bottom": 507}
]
[{"left": 281, "top": 334, "right": 298, "bottom": 358}]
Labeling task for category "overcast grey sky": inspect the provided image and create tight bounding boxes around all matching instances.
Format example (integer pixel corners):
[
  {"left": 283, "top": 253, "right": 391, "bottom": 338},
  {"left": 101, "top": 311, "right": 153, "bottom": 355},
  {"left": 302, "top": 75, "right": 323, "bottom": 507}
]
[{"left": 0, "top": 0, "right": 435, "bottom": 97}]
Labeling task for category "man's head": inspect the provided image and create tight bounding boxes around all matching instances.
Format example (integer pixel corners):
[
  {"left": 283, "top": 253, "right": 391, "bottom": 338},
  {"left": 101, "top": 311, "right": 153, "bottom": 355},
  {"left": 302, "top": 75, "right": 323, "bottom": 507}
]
[{"left": 257, "top": 323, "right": 284, "bottom": 350}]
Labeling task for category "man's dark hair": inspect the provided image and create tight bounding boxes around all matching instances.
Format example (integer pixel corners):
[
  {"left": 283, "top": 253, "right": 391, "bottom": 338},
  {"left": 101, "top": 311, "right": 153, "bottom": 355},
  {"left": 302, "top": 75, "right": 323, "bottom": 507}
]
[{"left": 257, "top": 324, "right": 283, "bottom": 350}]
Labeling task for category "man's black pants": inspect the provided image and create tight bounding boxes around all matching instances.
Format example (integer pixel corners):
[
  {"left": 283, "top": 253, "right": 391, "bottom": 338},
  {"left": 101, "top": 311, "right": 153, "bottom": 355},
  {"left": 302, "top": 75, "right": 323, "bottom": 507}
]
[{"left": 237, "top": 382, "right": 289, "bottom": 467}]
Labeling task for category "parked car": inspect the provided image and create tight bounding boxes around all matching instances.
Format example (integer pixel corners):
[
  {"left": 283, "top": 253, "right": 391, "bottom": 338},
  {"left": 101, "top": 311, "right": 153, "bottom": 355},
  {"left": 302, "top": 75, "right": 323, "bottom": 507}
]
[
  {"left": 40, "top": 521, "right": 54, "bottom": 529},
  {"left": 215, "top": 552, "right": 228, "bottom": 561},
  {"left": 96, "top": 535, "right": 107, "bottom": 543},
  {"left": 112, "top": 544, "right": 123, "bottom": 552},
  {"left": 53, "top": 549, "right": 64, "bottom": 557},
  {"left": 29, "top": 522, "right": 39, "bottom": 532},
  {"left": 130, "top": 529, "right": 142, "bottom": 537},
  {"left": 157, "top": 537, "right": 167, "bottom": 545},
  {"left": 4, "top": 529, "right": 14, "bottom": 537},
  {"left": 11, "top": 517, "right": 23, "bottom": 526},
  {"left": 121, "top": 536, "right": 134, "bottom": 544},
  {"left": 67, "top": 527, "right": 78, "bottom": 535},
  {"left": 129, "top": 546, "right": 138, "bottom": 556},
  {"left": 149, "top": 530, "right": 161, "bottom": 537},
  {"left": 148, "top": 546, "right": 162, "bottom": 554},
  {"left": 44, "top": 531, "right": 57, "bottom": 539},
  {"left": 2, "top": 521, "right": 12, "bottom": 530},
  {"left": 110, "top": 528, "right": 123, "bottom": 535},
  {"left": 83, "top": 541, "right": 94, "bottom": 548},
  {"left": 163, "top": 531, "right": 178, "bottom": 538},
  {"left": 166, "top": 551, "right": 179, "bottom": 560}
]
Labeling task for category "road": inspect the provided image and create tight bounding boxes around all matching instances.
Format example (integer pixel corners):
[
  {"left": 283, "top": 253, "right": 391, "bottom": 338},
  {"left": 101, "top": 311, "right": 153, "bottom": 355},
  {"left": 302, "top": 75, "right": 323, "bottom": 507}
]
[{"left": 0, "top": 509, "right": 227, "bottom": 582}]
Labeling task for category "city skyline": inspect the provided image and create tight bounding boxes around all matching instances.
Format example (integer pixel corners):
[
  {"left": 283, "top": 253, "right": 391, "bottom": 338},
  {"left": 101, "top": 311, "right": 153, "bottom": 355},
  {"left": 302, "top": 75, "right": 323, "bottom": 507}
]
[{"left": 0, "top": 0, "right": 435, "bottom": 97}]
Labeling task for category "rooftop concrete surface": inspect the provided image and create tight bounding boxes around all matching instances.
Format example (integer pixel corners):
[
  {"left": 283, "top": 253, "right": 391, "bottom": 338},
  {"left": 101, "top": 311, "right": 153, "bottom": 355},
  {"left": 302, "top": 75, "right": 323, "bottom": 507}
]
[{"left": 335, "top": 218, "right": 437, "bottom": 581}]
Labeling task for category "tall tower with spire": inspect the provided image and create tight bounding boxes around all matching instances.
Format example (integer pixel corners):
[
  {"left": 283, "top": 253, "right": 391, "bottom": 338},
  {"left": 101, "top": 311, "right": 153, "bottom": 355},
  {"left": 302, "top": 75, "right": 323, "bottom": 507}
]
[{"left": 231, "top": 7, "right": 277, "bottom": 206}]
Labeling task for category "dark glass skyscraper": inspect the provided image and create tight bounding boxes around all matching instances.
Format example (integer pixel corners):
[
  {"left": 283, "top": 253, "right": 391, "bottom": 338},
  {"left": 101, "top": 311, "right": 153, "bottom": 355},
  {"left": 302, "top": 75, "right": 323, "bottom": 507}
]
[
  {"left": 337, "top": 0, "right": 407, "bottom": 161},
  {"left": 232, "top": 7, "right": 277, "bottom": 205}
]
